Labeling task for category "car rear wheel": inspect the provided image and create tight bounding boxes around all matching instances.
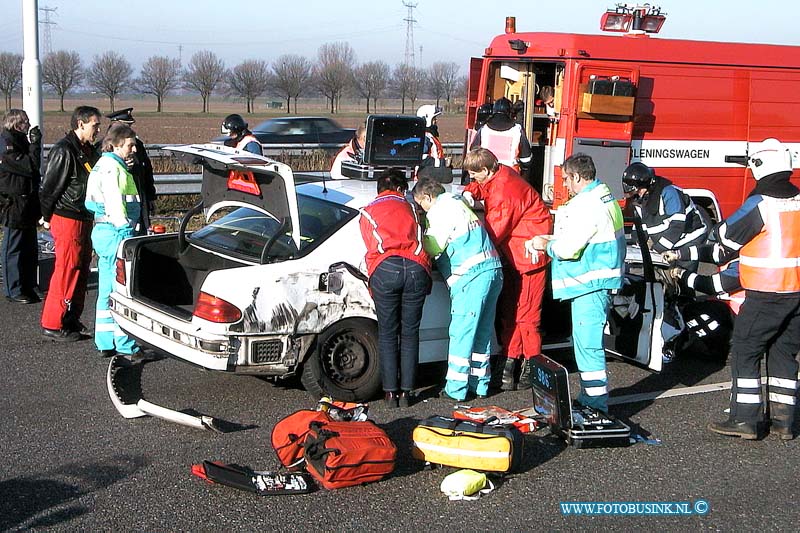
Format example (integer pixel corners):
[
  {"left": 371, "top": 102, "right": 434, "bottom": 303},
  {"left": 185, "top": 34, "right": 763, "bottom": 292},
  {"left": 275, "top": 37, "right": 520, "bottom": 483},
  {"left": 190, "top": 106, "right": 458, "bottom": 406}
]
[{"left": 301, "top": 318, "right": 381, "bottom": 402}]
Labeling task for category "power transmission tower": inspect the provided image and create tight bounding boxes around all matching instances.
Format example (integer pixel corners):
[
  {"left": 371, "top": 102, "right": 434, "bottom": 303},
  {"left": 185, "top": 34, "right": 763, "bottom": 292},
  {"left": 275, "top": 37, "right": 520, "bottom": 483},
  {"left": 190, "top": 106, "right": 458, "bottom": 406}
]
[
  {"left": 39, "top": 6, "right": 57, "bottom": 56},
  {"left": 403, "top": 1, "right": 417, "bottom": 68}
]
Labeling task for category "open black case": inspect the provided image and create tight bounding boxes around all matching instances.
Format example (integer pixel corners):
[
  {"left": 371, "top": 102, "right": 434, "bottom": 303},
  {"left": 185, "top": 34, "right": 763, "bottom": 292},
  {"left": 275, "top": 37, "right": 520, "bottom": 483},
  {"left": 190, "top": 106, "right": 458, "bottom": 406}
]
[
  {"left": 340, "top": 115, "right": 425, "bottom": 180},
  {"left": 530, "top": 355, "right": 631, "bottom": 448}
]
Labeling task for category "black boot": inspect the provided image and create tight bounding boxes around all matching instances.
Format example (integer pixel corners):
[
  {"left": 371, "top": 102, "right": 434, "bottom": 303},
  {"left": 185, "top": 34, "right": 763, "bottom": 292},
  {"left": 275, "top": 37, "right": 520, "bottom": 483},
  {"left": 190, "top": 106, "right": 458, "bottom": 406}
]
[
  {"left": 770, "top": 402, "right": 796, "bottom": 441},
  {"left": 707, "top": 418, "right": 761, "bottom": 440},
  {"left": 501, "top": 358, "right": 518, "bottom": 391},
  {"left": 489, "top": 355, "right": 506, "bottom": 391},
  {"left": 516, "top": 358, "right": 533, "bottom": 390}
]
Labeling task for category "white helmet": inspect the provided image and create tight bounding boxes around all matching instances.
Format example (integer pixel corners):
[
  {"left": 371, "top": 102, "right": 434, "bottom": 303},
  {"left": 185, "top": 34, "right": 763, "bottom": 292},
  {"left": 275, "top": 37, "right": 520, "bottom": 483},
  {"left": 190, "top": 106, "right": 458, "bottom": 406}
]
[
  {"left": 748, "top": 138, "right": 793, "bottom": 180},
  {"left": 416, "top": 104, "right": 443, "bottom": 127}
]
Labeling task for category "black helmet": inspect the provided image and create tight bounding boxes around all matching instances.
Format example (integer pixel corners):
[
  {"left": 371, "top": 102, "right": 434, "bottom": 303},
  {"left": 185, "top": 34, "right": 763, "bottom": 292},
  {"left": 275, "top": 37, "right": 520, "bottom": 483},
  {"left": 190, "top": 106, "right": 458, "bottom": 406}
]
[
  {"left": 622, "top": 162, "right": 655, "bottom": 194},
  {"left": 492, "top": 97, "right": 512, "bottom": 116},
  {"left": 221, "top": 114, "right": 247, "bottom": 136},
  {"left": 476, "top": 103, "right": 493, "bottom": 126}
]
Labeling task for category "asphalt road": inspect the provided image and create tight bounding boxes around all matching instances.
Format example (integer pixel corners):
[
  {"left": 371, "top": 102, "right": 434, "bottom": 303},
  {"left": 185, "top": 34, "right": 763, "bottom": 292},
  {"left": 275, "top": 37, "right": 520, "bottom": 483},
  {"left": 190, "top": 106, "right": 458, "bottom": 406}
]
[{"left": 1, "top": 287, "right": 798, "bottom": 532}]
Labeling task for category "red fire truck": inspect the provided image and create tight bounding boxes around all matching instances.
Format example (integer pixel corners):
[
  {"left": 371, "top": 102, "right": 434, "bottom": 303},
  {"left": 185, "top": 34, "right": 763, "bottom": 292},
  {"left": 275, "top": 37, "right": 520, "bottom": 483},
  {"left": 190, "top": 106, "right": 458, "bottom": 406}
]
[{"left": 465, "top": 5, "right": 800, "bottom": 218}]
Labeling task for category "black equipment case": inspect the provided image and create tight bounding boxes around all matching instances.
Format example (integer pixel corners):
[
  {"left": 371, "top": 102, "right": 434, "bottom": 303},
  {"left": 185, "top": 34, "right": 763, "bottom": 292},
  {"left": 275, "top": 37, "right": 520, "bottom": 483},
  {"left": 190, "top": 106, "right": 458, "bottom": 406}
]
[{"left": 530, "top": 355, "right": 631, "bottom": 448}]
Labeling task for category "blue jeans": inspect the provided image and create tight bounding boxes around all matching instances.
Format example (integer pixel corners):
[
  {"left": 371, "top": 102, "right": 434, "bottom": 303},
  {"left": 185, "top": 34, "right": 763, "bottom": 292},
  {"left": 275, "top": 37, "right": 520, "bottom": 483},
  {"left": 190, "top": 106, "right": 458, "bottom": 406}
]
[{"left": 369, "top": 256, "right": 431, "bottom": 392}]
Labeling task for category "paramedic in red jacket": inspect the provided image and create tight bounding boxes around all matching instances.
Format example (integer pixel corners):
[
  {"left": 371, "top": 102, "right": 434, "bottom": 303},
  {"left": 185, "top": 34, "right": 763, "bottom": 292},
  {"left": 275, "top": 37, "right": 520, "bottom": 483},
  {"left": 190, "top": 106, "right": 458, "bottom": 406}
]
[
  {"left": 463, "top": 148, "right": 552, "bottom": 391},
  {"left": 359, "top": 169, "right": 432, "bottom": 408}
]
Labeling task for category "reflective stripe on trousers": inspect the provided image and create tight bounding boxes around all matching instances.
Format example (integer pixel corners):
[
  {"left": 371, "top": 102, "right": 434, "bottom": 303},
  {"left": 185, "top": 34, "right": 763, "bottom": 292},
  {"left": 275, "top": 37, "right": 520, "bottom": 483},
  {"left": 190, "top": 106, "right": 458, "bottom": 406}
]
[
  {"left": 444, "top": 268, "right": 503, "bottom": 400},
  {"left": 92, "top": 223, "right": 138, "bottom": 354},
  {"left": 572, "top": 289, "right": 612, "bottom": 413}
]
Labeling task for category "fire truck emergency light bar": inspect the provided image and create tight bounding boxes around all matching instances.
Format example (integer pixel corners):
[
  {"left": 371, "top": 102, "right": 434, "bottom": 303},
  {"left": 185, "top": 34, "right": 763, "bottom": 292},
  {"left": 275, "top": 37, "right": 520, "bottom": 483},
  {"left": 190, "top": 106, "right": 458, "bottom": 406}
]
[{"left": 601, "top": 4, "right": 666, "bottom": 34}]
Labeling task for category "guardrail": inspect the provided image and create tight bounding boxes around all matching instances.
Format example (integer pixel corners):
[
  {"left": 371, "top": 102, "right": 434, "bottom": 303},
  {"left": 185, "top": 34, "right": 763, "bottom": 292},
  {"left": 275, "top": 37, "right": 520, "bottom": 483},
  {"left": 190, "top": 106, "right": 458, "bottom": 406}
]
[
  {"left": 41, "top": 142, "right": 466, "bottom": 195},
  {"left": 42, "top": 142, "right": 465, "bottom": 160}
]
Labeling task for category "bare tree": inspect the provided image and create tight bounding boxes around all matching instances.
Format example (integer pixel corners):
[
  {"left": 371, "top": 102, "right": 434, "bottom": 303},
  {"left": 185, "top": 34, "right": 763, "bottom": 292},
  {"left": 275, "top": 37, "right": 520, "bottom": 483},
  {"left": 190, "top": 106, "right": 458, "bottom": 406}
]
[
  {"left": 392, "top": 64, "right": 423, "bottom": 114},
  {"left": 228, "top": 60, "right": 270, "bottom": 114},
  {"left": 354, "top": 61, "right": 390, "bottom": 113},
  {"left": 314, "top": 42, "right": 356, "bottom": 114},
  {"left": 137, "top": 56, "right": 181, "bottom": 112},
  {"left": 427, "top": 61, "right": 460, "bottom": 109},
  {"left": 88, "top": 51, "right": 132, "bottom": 112},
  {"left": 271, "top": 54, "right": 312, "bottom": 114},
  {"left": 41, "top": 51, "right": 83, "bottom": 112},
  {"left": 183, "top": 50, "right": 225, "bottom": 113},
  {"left": 0, "top": 53, "right": 23, "bottom": 111}
]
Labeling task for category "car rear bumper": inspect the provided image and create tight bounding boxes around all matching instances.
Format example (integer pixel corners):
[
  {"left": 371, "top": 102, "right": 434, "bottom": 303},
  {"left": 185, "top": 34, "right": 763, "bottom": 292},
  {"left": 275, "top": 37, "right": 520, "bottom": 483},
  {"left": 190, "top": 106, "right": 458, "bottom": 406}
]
[{"left": 109, "top": 294, "right": 303, "bottom": 375}]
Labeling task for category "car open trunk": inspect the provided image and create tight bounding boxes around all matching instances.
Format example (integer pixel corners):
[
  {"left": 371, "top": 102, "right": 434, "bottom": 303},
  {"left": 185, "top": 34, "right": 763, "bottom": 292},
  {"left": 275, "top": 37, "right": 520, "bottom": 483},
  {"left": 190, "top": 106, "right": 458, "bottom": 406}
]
[{"left": 125, "top": 235, "right": 248, "bottom": 320}]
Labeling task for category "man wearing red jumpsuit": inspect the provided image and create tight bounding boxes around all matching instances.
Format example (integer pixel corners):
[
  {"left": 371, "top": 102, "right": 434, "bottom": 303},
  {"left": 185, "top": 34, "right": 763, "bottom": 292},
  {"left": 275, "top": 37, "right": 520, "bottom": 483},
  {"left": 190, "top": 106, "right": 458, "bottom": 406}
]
[
  {"left": 463, "top": 148, "right": 552, "bottom": 390},
  {"left": 39, "top": 106, "right": 102, "bottom": 341}
]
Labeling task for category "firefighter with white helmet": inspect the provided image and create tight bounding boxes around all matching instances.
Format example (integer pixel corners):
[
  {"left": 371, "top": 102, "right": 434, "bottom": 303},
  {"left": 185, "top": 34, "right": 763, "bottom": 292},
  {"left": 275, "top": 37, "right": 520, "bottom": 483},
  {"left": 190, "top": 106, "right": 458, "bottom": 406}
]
[
  {"left": 221, "top": 114, "right": 262, "bottom": 155},
  {"left": 700, "top": 138, "right": 800, "bottom": 441},
  {"left": 416, "top": 104, "right": 444, "bottom": 160}
]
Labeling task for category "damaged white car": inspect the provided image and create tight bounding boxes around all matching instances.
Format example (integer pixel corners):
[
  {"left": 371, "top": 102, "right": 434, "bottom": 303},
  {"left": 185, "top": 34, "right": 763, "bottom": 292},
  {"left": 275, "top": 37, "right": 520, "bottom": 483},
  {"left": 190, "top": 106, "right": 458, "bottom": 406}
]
[{"left": 109, "top": 144, "right": 730, "bottom": 402}]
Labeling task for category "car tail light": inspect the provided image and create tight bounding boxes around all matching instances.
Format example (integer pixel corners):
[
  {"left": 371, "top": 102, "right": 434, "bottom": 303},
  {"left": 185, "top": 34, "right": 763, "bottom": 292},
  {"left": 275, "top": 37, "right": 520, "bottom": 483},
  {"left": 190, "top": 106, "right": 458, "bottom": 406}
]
[
  {"left": 115, "top": 258, "right": 126, "bottom": 285},
  {"left": 194, "top": 292, "right": 242, "bottom": 323}
]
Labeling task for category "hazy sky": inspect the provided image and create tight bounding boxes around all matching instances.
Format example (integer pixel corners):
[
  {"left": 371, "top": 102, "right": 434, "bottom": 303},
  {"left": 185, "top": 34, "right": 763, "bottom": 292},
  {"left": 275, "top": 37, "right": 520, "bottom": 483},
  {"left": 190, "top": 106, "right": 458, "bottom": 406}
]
[{"left": 2, "top": 0, "right": 799, "bottom": 71}]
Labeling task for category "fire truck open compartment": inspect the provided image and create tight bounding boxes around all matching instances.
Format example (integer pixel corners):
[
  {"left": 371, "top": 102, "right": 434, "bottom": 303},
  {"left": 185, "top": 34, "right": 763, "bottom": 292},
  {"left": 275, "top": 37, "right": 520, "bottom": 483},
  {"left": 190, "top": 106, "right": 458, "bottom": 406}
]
[{"left": 476, "top": 60, "right": 564, "bottom": 196}]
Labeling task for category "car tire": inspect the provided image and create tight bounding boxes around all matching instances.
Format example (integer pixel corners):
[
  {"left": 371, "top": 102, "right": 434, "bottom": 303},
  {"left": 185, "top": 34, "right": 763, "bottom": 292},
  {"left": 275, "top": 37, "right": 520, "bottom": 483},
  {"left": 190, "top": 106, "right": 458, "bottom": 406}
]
[{"left": 301, "top": 318, "right": 381, "bottom": 402}]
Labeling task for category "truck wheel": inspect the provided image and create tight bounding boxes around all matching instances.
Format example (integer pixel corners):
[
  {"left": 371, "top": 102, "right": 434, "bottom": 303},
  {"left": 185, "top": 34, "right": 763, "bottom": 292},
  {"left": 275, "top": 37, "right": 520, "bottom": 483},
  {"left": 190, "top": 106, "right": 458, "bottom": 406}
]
[{"left": 301, "top": 318, "right": 381, "bottom": 402}]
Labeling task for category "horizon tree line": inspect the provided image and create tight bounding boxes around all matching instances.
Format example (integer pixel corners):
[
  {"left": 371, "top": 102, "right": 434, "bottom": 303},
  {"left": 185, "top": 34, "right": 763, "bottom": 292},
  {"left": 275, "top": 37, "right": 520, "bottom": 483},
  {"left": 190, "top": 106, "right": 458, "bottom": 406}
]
[{"left": 0, "top": 45, "right": 466, "bottom": 115}]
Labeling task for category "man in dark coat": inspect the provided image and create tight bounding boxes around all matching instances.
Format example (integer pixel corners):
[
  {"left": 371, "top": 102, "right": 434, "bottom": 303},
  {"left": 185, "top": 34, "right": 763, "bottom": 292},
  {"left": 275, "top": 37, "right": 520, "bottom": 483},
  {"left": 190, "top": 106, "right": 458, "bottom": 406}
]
[
  {"left": 0, "top": 109, "right": 42, "bottom": 303},
  {"left": 105, "top": 108, "right": 156, "bottom": 235}
]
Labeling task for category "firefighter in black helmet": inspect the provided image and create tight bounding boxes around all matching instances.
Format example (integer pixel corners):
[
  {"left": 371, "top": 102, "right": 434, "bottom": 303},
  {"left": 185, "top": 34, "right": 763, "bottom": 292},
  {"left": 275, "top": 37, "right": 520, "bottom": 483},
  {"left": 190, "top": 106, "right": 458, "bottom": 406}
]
[
  {"left": 470, "top": 97, "right": 532, "bottom": 175},
  {"left": 474, "top": 103, "right": 493, "bottom": 131},
  {"left": 221, "top": 114, "right": 262, "bottom": 155},
  {"left": 623, "top": 161, "right": 710, "bottom": 364},
  {"left": 622, "top": 161, "right": 709, "bottom": 268}
]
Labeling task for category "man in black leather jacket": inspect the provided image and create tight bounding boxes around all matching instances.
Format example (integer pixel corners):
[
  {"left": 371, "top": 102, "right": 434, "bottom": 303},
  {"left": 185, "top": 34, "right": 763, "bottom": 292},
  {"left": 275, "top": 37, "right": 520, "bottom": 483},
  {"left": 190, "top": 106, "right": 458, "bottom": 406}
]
[
  {"left": 39, "top": 106, "right": 101, "bottom": 341},
  {"left": 0, "top": 109, "right": 42, "bottom": 304}
]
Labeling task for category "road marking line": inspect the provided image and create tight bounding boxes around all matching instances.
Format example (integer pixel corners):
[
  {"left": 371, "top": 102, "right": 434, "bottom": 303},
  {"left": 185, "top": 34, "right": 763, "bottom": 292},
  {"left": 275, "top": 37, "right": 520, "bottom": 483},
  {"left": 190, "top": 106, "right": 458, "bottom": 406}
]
[
  {"left": 609, "top": 380, "right": 733, "bottom": 405},
  {"left": 608, "top": 375, "right": 800, "bottom": 405}
]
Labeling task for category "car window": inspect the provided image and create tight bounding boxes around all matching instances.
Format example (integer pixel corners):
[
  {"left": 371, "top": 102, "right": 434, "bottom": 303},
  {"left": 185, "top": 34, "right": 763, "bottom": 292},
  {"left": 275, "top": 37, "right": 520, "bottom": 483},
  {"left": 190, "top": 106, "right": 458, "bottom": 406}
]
[
  {"left": 286, "top": 120, "right": 311, "bottom": 135},
  {"left": 312, "top": 119, "right": 337, "bottom": 134},
  {"left": 189, "top": 194, "right": 358, "bottom": 262},
  {"left": 253, "top": 120, "right": 291, "bottom": 134}
]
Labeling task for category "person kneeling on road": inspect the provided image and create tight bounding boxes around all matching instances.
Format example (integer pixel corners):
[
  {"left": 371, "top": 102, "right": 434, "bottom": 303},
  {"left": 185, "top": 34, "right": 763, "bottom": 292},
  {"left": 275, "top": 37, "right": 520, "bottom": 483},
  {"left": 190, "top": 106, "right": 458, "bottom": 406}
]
[{"left": 413, "top": 176, "right": 503, "bottom": 402}]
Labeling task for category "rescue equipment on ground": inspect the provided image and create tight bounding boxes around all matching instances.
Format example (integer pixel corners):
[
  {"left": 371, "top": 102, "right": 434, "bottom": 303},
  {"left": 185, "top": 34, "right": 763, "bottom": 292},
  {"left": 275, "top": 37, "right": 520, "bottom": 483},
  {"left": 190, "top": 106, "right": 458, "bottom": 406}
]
[
  {"left": 271, "top": 409, "right": 334, "bottom": 470},
  {"left": 452, "top": 405, "right": 540, "bottom": 433},
  {"left": 191, "top": 461, "right": 316, "bottom": 495},
  {"left": 412, "top": 415, "right": 524, "bottom": 473},
  {"left": 440, "top": 469, "right": 495, "bottom": 501},
  {"left": 530, "top": 355, "right": 631, "bottom": 448},
  {"left": 302, "top": 419, "right": 397, "bottom": 490}
]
